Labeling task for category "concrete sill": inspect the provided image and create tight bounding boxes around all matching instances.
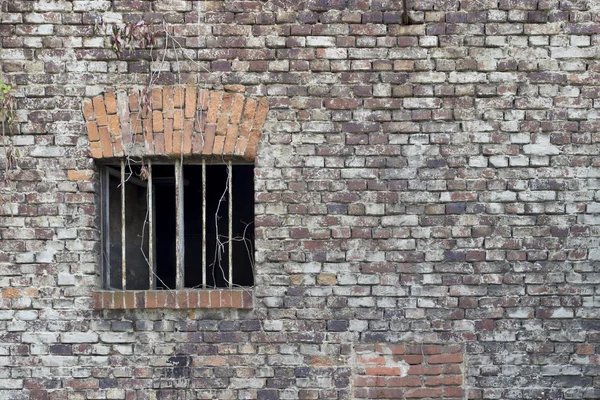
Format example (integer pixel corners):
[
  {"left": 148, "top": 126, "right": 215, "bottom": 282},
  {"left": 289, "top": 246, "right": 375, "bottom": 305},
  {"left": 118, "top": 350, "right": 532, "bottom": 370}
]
[{"left": 92, "top": 289, "right": 253, "bottom": 310}]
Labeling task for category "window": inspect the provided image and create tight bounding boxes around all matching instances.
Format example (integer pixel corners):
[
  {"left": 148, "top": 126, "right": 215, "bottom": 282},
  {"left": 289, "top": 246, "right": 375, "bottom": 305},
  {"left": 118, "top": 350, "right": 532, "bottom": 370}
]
[{"left": 101, "top": 160, "right": 255, "bottom": 291}]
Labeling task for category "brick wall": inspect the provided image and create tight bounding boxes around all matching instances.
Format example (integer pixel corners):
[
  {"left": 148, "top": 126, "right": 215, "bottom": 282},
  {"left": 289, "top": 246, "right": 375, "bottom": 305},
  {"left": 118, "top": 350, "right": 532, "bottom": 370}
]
[{"left": 1, "top": 0, "right": 600, "bottom": 399}]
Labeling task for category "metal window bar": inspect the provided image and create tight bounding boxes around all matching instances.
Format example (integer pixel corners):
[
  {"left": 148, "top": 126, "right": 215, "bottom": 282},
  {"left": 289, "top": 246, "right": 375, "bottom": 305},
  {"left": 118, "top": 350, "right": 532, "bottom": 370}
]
[
  {"left": 202, "top": 160, "right": 206, "bottom": 289},
  {"left": 108, "top": 160, "right": 241, "bottom": 291},
  {"left": 121, "top": 160, "right": 126, "bottom": 290},
  {"left": 175, "top": 159, "right": 185, "bottom": 289},
  {"left": 228, "top": 160, "right": 233, "bottom": 289},
  {"left": 148, "top": 160, "right": 153, "bottom": 290}
]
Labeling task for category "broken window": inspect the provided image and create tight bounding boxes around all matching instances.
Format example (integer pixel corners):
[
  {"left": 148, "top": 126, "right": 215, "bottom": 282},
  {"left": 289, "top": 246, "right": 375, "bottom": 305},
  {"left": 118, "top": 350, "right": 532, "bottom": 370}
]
[{"left": 102, "top": 160, "right": 255, "bottom": 290}]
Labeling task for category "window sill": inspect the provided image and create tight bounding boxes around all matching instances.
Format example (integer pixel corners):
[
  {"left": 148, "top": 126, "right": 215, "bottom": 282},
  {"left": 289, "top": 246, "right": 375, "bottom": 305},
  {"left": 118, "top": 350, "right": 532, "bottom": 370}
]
[{"left": 92, "top": 289, "right": 253, "bottom": 310}]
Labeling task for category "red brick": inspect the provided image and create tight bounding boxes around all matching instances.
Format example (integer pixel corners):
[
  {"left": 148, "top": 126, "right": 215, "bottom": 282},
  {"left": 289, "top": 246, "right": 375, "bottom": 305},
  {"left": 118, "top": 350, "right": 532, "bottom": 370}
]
[
  {"left": 92, "top": 95, "right": 107, "bottom": 126},
  {"left": 154, "top": 133, "right": 165, "bottom": 155},
  {"left": 230, "top": 93, "right": 245, "bottom": 124},
  {"left": 242, "top": 291, "right": 253, "bottom": 308},
  {"left": 424, "top": 375, "right": 463, "bottom": 386},
  {"left": 212, "top": 134, "right": 226, "bottom": 155},
  {"left": 153, "top": 110, "right": 163, "bottom": 132},
  {"left": 216, "top": 93, "right": 233, "bottom": 135},
  {"left": 365, "top": 366, "right": 401, "bottom": 376},
  {"left": 244, "top": 130, "right": 260, "bottom": 160},
  {"left": 173, "top": 86, "right": 185, "bottom": 108},
  {"left": 82, "top": 99, "right": 94, "bottom": 121},
  {"left": 199, "top": 291, "right": 210, "bottom": 307},
  {"left": 252, "top": 97, "right": 269, "bottom": 130},
  {"left": 444, "top": 387, "right": 464, "bottom": 397},
  {"left": 197, "top": 89, "right": 209, "bottom": 110},
  {"left": 354, "top": 376, "right": 383, "bottom": 387},
  {"left": 86, "top": 122, "right": 99, "bottom": 142},
  {"left": 152, "top": 88, "right": 163, "bottom": 110},
  {"left": 102, "top": 292, "right": 113, "bottom": 309},
  {"left": 164, "top": 119, "right": 173, "bottom": 154},
  {"left": 376, "top": 344, "right": 405, "bottom": 355},
  {"left": 145, "top": 291, "right": 157, "bottom": 308},
  {"left": 108, "top": 114, "right": 120, "bottom": 136},
  {"left": 130, "top": 113, "right": 142, "bottom": 135},
  {"left": 173, "top": 130, "right": 183, "bottom": 156},
  {"left": 177, "top": 291, "right": 188, "bottom": 308},
  {"left": 99, "top": 126, "right": 113, "bottom": 158},
  {"left": 165, "top": 292, "right": 176, "bottom": 308},
  {"left": 67, "top": 170, "right": 93, "bottom": 181},
  {"left": 185, "top": 85, "right": 197, "bottom": 118},
  {"left": 210, "top": 290, "right": 221, "bottom": 308},
  {"left": 129, "top": 91, "right": 140, "bottom": 112},
  {"left": 206, "top": 91, "right": 222, "bottom": 123},
  {"left": 183, "top": 120, "right": 193, "bottom": 154},
  {"left": 231, "top": 291, "right": 242, "bottom": 308},
  {"left": 401, "top": 355, "right": 424, "bottom": 364},
  {"left": 404, "top": 388, "right": 443, "bottom": 398},
  {"left": 104, "top": 92, "right": 117, "bottom": 114},
  {"left": 407, "top": 365, "right": 442, "bottom": 375},
  {"left": 385, "top": 376, "right": 422, "bottom": 387},
  {"left": 113, "top": 292, "right": 123, "bottom": 309},
  {"left": 202, "top": 124, "right": 216, "bottom": 155},
  {"left": 357, "top": 354, "right": 386, "bottom": 365},
  {"left": 223, "top": 124, "right": 238, "bottom": 156},
  {"left": 124, "top": 291, "right": 135, "bottom": 308},
  {"left": 143, "top": 118, "right": 153, "bottom": 153},
  {"left": 173, "top": 109, "right": 184, "bottom": 131},
  {"left": 112, "top": 136, "right": 123, "bottom": 156},
  {"left": 163, "top": 87, "right": 174, "bottom": 118},
  {"left": 92, "top": 292, "right": 102, "bottom": 309},
  {"left": 224, "top": 84, "right": 246, "bottom": 93},
  {"left": 428, "top": 353, "right": 463, "bottom": 364},
  {"left": 221, "top": 291, "right": 232, "bottom": 308},
  {"left": 188, "top": 291, "right": 199, "bottom": 308}
]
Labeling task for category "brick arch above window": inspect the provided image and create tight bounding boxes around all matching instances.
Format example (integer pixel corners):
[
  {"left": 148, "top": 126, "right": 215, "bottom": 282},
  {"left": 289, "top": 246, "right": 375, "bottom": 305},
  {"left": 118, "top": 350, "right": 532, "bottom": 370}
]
[{"left": 81, "top": 86, "right": 269, "bottom": 161}]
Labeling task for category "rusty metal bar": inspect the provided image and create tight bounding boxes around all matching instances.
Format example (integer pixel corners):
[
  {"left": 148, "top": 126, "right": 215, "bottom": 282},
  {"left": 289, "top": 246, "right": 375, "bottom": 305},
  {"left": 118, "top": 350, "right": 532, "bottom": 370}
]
[
  {"left": 103, "top": 168, "right": 110, "bottom": 289},
  {"left": 228, "top": 160, "right": 233, "bottom": 289},
  {"left": 148, "top": 160, "right": 153, "bottom": 290},
  {"left": 121, "top": 160, "right": 126, "bottom": 290},
  {"left": 202, "top": 159, "right": 206, "bottom": 289},
  {"left": 175, "top": 159, "right": 185, "bottom": 289}
]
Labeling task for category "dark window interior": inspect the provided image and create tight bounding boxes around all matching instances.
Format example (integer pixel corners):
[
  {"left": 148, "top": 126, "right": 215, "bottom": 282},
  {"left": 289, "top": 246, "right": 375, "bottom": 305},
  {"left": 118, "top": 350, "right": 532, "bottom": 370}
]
[
  {"left": 104, "top": 163, "right": 254, "bottom": 290},
  {"left": 107, "top": 170, "right": 150, "bottom": 290}
]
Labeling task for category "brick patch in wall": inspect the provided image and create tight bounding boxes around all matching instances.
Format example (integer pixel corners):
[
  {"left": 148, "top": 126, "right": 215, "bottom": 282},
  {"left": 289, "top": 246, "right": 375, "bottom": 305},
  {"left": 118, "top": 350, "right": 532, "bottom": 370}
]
[
  {"left": 92, "top": 289, "right": 253, "bottom": 310},
  {"left": 82, "top": 86, "right": 268, "bottom": 161},
  {"left": 353, "top": 343, "right": 464, "bottom": 399}
]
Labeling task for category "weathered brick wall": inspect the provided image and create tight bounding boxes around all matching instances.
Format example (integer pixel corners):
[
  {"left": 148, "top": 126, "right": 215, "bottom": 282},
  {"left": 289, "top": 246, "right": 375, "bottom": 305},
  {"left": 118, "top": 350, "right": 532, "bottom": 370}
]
[{"left": 1, "top": 0, "right": 600, "bottom": 399}]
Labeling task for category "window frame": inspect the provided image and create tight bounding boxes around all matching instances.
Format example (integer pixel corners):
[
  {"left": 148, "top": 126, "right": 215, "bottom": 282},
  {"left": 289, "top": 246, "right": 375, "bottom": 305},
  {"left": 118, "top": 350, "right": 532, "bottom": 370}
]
[{"left": 100, "top": 159, "right": 255, "bottom": 292}]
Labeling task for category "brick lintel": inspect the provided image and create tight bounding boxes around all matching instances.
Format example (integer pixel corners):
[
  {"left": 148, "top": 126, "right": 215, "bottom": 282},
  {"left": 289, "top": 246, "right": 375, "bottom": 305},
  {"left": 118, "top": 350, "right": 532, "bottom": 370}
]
[{"left": 82, "top": 86, "right": 268, "bottom": 162}]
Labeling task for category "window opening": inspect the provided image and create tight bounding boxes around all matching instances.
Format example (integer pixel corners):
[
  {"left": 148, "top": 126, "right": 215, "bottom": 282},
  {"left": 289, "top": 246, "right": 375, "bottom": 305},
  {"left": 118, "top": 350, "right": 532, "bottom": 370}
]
[{"left": 102, "top": 161, "right": 255, "bottom": 290}]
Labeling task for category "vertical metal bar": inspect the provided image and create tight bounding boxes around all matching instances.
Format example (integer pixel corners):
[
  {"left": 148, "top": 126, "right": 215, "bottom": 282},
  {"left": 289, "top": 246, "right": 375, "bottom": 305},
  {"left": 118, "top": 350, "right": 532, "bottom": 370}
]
[
  {"left": 202, "top": 159, "right": 206, "bottom": 289},
  {"left": 121, "top": 160, "right": 126, "bottom": 290},
  {"left": 228, "top": 161, "right": 233, "bottom": 289},
  {"left": 103, "top": 168, "right": 110, "bottom": 289},
  {"left": 175, "top": 159, "right": 185, "bottom": 289},
  {"left": 148, "top": 160, "right": 153, "bottom": 290}
]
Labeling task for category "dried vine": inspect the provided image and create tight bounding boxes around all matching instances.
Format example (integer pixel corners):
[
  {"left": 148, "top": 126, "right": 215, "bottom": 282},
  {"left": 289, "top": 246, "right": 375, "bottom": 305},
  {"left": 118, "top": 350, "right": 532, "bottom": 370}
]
[{"left": 0, "top": 77, "right": 18, "bottom": 184}]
